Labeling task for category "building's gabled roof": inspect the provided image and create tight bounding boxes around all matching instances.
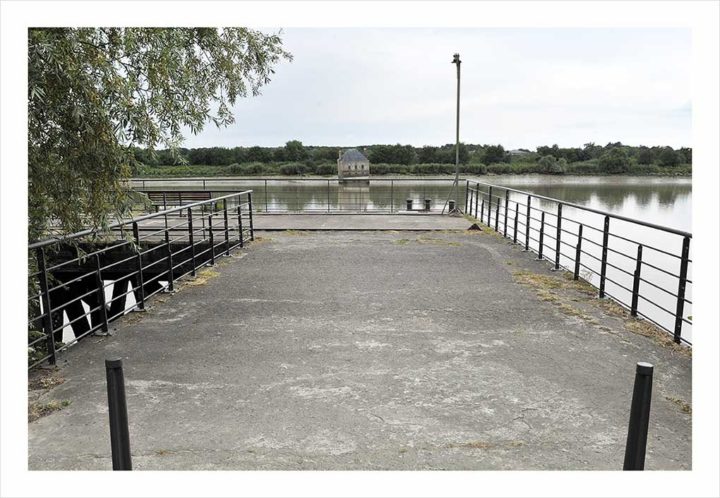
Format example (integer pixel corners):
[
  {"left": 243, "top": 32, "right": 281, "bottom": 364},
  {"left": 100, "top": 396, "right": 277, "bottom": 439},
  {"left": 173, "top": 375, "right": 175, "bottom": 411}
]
[{"left": 340, "top": 149, "right": 368, "bottom": 162}]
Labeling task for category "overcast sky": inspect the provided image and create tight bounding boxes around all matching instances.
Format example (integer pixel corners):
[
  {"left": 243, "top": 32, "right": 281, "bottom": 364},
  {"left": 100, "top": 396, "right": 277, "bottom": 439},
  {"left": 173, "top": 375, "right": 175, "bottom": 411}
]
[{"left": 183, "top": 28, "right": 691, "bottom": 150}]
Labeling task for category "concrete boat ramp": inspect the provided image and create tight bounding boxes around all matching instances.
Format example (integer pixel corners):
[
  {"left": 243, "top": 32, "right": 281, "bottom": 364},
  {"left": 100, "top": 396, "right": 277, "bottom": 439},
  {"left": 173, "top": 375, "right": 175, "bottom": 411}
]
[{"left": 28, "top": 217, "right": 691, "bottom": 470}]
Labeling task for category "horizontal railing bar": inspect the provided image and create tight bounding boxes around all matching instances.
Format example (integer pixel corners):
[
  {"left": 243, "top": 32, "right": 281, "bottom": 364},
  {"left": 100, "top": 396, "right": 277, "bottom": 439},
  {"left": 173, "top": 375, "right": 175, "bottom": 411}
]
[
  {"left": 640, "top": 260, "right": 682, "bottom": 279},
  {"left": 637, "top": 294, "right": 678, "bottom": 318},
  {"left": 28, "top": 334, "right": 50, "bottom": 348},
  {"left": 637, "top": 276, "right": 680, "bottom": 299},
  {"left": 50, "top": 304, "right": 102, "bottom": 334},
  {"left": 471, "top": 181, "right": 691, "bottom": 238},
  {"left": 46, "top": 271, "right": 96, "bottom": 293},
  {"left": 30, "top": 191, "right": 253, "bottom": 249}
]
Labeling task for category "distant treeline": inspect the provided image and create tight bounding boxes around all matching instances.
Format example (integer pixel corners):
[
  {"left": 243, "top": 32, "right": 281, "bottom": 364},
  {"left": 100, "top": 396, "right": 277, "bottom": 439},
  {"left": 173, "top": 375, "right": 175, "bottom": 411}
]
[{"left": 132, "top": 141, "right": 692, "bottom": 176}]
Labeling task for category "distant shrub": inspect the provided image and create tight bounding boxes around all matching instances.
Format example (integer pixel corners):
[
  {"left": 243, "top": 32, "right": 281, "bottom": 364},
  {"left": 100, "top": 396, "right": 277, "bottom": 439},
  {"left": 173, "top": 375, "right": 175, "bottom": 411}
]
[
  {"left": 462, "top": 163, "right": 487, "bottom": 175},
  {"left": 598, "top": 149, "right": 630, "bottom": 174},
  {"left": 536, "top": 155, "right": 566, "bottom": 174},
  {"left": 314, "top": 163, "right": 336, "bottom": 175},
  {"left": 486, "top": 163, "right": 513, "bottom": 174},
  {"left": 229, "top": 162, "right": 265, "bottom": 175},
  {"left": 279, "top": 163, "right": 311, "bottom": 175}
]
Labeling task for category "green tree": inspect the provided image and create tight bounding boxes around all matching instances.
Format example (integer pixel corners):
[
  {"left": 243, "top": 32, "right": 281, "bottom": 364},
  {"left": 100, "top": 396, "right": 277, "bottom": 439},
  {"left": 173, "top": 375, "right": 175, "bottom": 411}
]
[
  {"left": 637, "top": 147, "right": 655, "bottom": 165},
  {"left": 481, "top": 144, "right": 508, "bottom": 164},
  {"left": 28, "top": 27, "right": 291, "bottom": 240},
  {"left": 658, "top": 146, "right": 680, "bottom": 167},
  {"left": 598, "top": 148, "right": 630, "bottom": 173},
  {"left": 284, "top": 140, "right": 308, "bottom": 161},
  {"left": 537, "top": 155, "right": 566, "bottom": 174},
  {"left": 678, "top": 147, "right": 692, "bottom": 164}
]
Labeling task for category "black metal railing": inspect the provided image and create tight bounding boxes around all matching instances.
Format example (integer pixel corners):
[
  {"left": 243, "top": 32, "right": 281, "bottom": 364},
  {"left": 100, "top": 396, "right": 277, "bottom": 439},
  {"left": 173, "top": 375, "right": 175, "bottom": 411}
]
[
  {"left": 127, "top": 177, "right": 467, "bottom": 214},
  {"left": 465, "top": 181, "right": 692, "bottom": 345},
  {"left": 27, "top": 191, "right": 254, "bottom": 369}
]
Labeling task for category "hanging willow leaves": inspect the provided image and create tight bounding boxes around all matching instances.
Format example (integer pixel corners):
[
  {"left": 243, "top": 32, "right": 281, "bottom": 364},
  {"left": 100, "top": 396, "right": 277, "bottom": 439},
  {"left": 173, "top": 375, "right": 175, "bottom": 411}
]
[{"left": 28, "top": 27, "right": 292, "bottom": 241}]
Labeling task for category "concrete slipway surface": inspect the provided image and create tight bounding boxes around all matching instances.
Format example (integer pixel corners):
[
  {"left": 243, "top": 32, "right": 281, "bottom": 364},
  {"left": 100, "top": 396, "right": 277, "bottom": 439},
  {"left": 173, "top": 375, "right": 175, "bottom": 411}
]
[{"left": 28, "top": 223, "right": 692, "bottom": 470}]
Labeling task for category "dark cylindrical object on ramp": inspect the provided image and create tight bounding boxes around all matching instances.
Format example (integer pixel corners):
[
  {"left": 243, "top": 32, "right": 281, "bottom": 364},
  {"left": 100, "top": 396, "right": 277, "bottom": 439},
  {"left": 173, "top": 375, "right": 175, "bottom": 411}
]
[
  {"left": 106, "top": 358, "right": 132, "bottom": 470},
  {"left": 623, "top": 362, "right": 654, "bottom": 471}
]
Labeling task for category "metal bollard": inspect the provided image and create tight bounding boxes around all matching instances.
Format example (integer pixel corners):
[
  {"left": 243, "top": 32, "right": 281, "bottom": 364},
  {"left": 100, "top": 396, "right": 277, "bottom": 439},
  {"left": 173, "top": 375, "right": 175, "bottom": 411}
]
[
  {"left": 424, "top": 199, "right": 431, "bottom": 211},
  {"left": 105, "top": 358, "right": 132, "bottom": 470},
  {"left": 623, "top": 362, "right": 653, "bottom": 471},
  {"left": 448, "top": 200, "right": 456, "bottom": 212},
  {"left": 406, "top": 199, "right": 413, "bottom": 211}
]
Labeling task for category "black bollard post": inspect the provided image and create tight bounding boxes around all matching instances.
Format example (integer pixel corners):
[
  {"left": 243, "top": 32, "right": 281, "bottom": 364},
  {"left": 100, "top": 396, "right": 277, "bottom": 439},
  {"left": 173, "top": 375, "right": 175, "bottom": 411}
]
[
  {"left": 623, "top": 362, "right": 653, "bottom": 471},
  {"left": 106, "top": 358, "right": 132, "bottom": 470},
  {"left": 406, "top": 199, "right": 413, "bottom": 211}
]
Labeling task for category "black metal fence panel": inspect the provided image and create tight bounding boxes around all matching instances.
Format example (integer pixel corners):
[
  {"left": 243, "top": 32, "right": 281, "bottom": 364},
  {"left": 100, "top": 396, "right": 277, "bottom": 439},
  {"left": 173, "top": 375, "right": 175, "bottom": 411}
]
[{"left": 27, "top": 191, "right": 254, "bottom": 369}]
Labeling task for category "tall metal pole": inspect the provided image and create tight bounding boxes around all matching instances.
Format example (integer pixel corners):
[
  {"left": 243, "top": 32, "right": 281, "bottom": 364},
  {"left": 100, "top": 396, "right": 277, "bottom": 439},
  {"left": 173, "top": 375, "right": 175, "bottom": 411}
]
[{"left": 451, "top": 53, "right": 462, "bottom": 213}]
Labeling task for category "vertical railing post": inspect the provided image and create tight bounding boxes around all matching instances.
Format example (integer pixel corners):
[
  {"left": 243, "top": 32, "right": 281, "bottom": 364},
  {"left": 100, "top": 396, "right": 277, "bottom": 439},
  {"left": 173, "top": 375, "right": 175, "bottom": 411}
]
[
  {"left": 513, "top": 201, "right": 519, "bottom": 243},
  {"left": 631, "top": 245, "right": 643, "bottom": 317},
  {"left": 494, "top": 201, "right": 500, "bottom": 232},
  {"left": 623, "top": 362, "right": 654, "bottom": 471},
  {"left": 94, "top": 254, "right": 109, "bottom": 333},
  {"left": 480, "top": 200, "right": 484, "bottom": 224},
  {"left": 132, "top": 222, "right": 145, "bottom": 310},
  {"left": 264, "top": 179, "right": 268, "bottom": 213},
  {"left": 105, "top": 358, "right": 132, "bottom": 471},
  {"left": 599, "top": 215, "right": 610, "bottom": 298},
  {"left": 35, "top": 247, "right": 56, "bottom": 365},
  {"left": 390, "top": 179, "right": 394, "bottom": 213},
  {"left": 474, "top": 185, "right": 479, "bottom": 218},
  {"left": 554, "top": 203, "right": 563, "bottom": 270},
  {"left": 504, "top": 189, "right": 509, "bottom": 237},
  {"left": 525, "top": 195, "right": 531, "bottom": 251},
  {"left": 187, "top": 207, "right": 196, "bottom": 276},
  {"left": 464, "top": 180, "right": 469, "bottom": 213},
  {"left": 487, "top": 186, "right": 493, "bottom": 225},
  {"left": 223, "top": 199, "right": 230, "bottom": 256},
  {"left": 164, "top": 229, "right": 174, "bottom": 292},
  {"left": 537, "top": 211, "right": 545, "bottom": 260},
  {"left": 208, "top": 214, "right": 215, "bottom": 266},
  {"left": 574, "top": 224, "right": 583, "bottom": 280},
  {"left": 327, "top": 179, "right": 331, "bottom": 213},
  {"left": 673, "top": 236, "right": 691, "bottom": 343},
  {"left": 237, "top": 205, "right": 244, "bottom": 248},
  {"left": 248, "top": 192, "right": 255, "bottom": 241}
]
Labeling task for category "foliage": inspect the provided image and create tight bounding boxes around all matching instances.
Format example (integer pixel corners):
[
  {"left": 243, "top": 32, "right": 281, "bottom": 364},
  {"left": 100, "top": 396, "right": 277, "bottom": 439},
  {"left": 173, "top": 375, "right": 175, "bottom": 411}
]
[
  {"left": 537, "top": 155, "right": 567, "bottom": 174},
  {"left": 29, "top": 27, "right": 291, "bottom": 240},
  {"left": 481, "top": 145, "right": 509, "bottom": 164},
  {"left": 658, "top": 146, "right": 681, "bottom": 167},
  {"left": 598, "top": 148, "right": 631, "bottom": 174}
]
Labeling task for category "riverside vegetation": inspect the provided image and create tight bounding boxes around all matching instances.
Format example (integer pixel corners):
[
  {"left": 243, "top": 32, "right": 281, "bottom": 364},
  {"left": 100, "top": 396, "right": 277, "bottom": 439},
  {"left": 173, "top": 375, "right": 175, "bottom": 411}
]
[{"left": 133, "top": 141, "right": 692, "bottom": 178}]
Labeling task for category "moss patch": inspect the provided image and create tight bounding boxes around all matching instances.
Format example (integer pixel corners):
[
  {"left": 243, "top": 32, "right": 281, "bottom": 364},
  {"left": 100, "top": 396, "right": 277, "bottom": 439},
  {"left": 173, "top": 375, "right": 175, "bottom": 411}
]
[
  {"left": 665, "top": 396, "right": 692, "bottom": 415},
  {"left": 28, "top": 373, "right": 65, "bottom": 391},
  {"left": 513, "top": 270, "right": 562, "bottom": 289},
  {"left": 512, "top": 268, "right": 689, "bottom": 355},
  {"left": 29, "top": 400, "right": 71, "bottom": 423},
  {"left": 183, "top": 267, "right": 220, "bottom": 287},
  {"left": 416, "top": 237, "right": 462, "bottom": 247}
]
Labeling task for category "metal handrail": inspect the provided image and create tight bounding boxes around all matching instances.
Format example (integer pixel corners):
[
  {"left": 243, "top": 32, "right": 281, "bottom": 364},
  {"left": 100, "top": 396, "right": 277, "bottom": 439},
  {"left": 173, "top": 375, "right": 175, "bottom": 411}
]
[
  {"left": 465, "top": 181, "right": 692, "bottom": 345},
  {"left": 29, "top": 190, "right": 253, "bottom": 249},
  {"left": 470, "top": 180, "right": 691, "bottom": 238},
  {"left": 27, "top": 191, "right": 254, "bottom": 369}
]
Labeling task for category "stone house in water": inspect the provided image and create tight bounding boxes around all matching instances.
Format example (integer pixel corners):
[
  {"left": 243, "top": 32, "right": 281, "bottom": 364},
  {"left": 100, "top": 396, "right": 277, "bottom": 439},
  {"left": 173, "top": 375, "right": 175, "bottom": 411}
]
[{"left": 337, "top": 149, "right": 370, "bottom": 181}]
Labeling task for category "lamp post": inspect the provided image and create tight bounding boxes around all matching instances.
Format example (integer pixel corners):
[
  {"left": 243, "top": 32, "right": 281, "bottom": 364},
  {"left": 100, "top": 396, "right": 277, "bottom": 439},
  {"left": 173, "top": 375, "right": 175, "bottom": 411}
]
[{"left": 446, "top": 52, "right": 462, "bottom": 215}]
